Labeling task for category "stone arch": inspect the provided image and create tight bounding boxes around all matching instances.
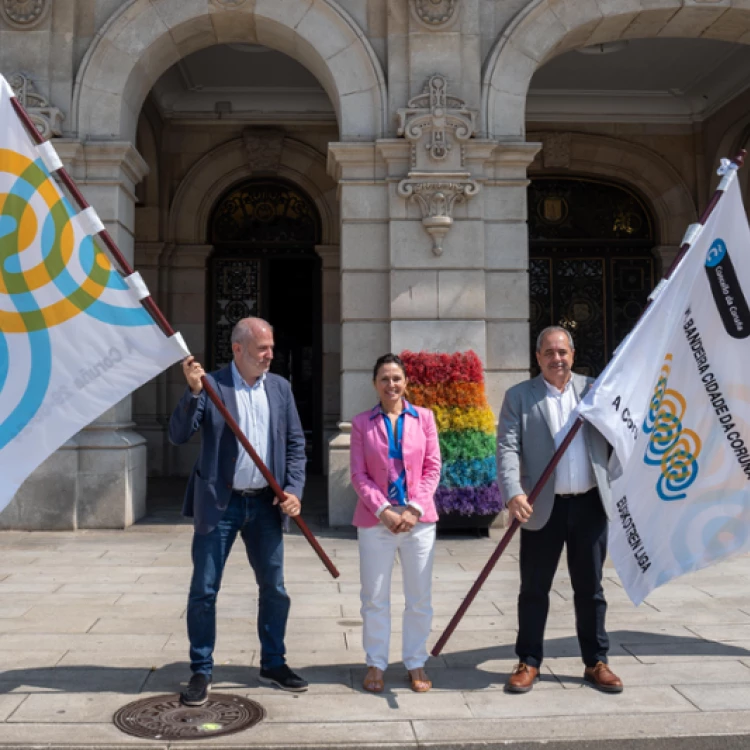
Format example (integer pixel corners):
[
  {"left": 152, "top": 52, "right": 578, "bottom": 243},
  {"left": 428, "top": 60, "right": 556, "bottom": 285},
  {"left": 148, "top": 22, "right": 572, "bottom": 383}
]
[
  {"left": 710, "top": 116, "right": 750, "bottom": 198},
  {"left": 73, "top": 0, "right": 387, "bottom": 142},
  {"left": 169, "top": 137, "right": 338, "bottom": 246},
  {"left": 483, "top": 1, "right": 750, "bottom": 138},
  {"left": 528, "top": 132, "right": 697, "bottom": 246}
]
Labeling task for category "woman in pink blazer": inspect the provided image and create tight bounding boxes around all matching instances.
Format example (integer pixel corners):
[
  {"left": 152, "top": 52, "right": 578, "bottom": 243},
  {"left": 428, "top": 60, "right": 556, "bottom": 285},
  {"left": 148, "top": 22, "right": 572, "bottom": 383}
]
[{"left": 350, "top": 353, "right": 441, "bottom": 694}]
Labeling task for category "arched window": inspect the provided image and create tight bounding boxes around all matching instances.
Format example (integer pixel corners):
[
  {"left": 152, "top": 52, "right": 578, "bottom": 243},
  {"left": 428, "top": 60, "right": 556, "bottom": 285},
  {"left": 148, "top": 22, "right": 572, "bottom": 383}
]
[
  {"left": 528, "top": 177, "right": 656, "bottom": 376},
  {"left": 207, "top": 179, "right": 323, "bottom": 471}
]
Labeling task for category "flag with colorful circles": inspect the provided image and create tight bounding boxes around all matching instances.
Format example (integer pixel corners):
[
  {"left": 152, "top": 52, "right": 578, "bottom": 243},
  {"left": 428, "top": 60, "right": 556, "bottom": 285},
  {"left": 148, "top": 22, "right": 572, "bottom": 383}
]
[{"left": 0, "top": 75, "right": 188, "bottom": 512}]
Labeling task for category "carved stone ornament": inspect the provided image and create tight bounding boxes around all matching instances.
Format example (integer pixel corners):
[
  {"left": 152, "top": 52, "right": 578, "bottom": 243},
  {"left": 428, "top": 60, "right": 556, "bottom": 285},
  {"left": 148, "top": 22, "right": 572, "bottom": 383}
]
[
  {"left": 410, "top": 0, "right": 458, "bottom": 30},
  {"left": 397, "top": 75, "right": 476, "bottom": 171},
  {"left": 1, "top": 0, "right": 48, "bottom": 28},
  {"left": 242, "top": 128, "right": 284, "bottom": 173},
  {"left": 397, "top": 75, "right": 479, "bottom": 256},
  {"left": 397, "top": 177, "right": 479, "bottom": 256},
  {"left": 9, "top": 73, "right": 63, "bottom": 138}
]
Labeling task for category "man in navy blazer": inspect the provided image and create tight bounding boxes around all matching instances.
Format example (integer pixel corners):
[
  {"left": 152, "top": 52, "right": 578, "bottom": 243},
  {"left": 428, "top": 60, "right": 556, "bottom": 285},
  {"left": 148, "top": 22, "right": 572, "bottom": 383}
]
[{"left": 169, "top": 317, "right": 308, "bottom": 705}]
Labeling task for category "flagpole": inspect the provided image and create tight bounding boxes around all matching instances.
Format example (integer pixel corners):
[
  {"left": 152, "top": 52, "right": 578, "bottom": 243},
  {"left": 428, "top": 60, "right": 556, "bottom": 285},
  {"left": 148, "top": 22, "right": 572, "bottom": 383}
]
[
  {"left": 9, "top": 94, "right": 340, "bottom": 580},
  {"left": 431, "top": 149, "right": 747, "bottom": 657}
]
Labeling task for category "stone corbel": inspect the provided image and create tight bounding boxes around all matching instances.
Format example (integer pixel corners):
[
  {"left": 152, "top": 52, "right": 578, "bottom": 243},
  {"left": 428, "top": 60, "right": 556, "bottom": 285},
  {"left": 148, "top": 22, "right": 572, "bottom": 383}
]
[
  {"left": 396, "top": 75, "right": 480, "bottom": 255},
  {"left": 8, "top": 72, "right": 63, "bottom": 138},
  {"left": 397, "top": 173, "right": 479, "bottom": 256}
]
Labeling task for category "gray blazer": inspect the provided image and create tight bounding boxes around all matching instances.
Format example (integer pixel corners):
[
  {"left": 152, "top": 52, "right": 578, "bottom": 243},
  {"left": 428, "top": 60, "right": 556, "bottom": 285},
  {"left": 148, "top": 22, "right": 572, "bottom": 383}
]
[
  {"left": 168, "top": 366, "right": 306, "bottom": 535},
  {"left": 496, "top": 373, "right": 611, "bottom": 531}
]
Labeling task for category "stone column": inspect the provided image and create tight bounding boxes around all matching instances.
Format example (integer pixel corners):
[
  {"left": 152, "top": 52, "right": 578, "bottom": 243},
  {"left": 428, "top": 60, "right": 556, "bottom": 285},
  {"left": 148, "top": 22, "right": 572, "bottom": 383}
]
[
  {"left": 326, "top": 132, "right": 541, "bottom": 527},
  {"left": 68, "top": 142, "right": 151, "bottom": 528},
  {"left": 327, "top": 143, "right": 390, "bottom": 525},
  {"left": 164, "top": 244, "right": 213, "bottom": 479},
  {"left": 0, "top": 141, "right": 152, "bottom": 530},
  {"left": 132, "top": 241, "right": 172, "bottom": 479},
  {"left": 316, "top": 244, "right": 342, "bottom": 473},
  {"left": 481, "top": 142, "right": 542, "bottom": 414}
]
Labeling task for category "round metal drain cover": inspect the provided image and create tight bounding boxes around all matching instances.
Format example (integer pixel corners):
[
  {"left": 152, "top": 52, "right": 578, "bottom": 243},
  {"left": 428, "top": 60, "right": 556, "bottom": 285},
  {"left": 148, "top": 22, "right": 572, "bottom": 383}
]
[{"left": 113, "top": 693, "right": 265, "bottom": 740}]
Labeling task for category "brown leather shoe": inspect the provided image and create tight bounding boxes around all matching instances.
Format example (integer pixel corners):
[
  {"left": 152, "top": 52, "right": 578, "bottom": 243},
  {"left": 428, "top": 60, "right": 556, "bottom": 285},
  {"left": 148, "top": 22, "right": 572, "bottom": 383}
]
[
  {"left": 505, "top": 662, "right": 539, "bottom": 693},
  {"left": 583, "top": 661, "right": 623, "bottom": 693}
]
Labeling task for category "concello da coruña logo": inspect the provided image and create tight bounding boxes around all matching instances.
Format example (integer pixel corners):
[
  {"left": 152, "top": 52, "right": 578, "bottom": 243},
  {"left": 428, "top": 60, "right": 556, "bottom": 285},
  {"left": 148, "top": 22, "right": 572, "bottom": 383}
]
[{"left": 705, "top": 238, "right": 750, "bottom": 339}]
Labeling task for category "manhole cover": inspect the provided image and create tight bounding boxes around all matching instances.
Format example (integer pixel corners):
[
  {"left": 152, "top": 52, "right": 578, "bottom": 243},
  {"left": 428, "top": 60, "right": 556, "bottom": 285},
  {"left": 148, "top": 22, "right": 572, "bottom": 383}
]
[{"left": 113, "top": 693, "right": 265, "bottom": 740}]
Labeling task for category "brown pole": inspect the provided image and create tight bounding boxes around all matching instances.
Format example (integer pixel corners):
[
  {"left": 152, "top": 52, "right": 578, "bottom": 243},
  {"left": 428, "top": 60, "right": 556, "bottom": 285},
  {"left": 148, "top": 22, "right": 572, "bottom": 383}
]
[
  {"left": 10, "top": 91, "right": 340, "bottom": 580},
  {"left": 200, "top": 377, "right": 339, "bottom": 578},
  {"left": 431, "top": 149, "right": 747, "bottom": 657},
  {"left": 431, "top": 418, "right": 583, "bottom": 656}
]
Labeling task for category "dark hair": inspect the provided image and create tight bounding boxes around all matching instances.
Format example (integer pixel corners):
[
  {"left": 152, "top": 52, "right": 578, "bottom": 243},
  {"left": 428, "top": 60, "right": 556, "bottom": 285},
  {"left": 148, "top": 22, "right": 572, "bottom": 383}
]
[{"left": 372, "top": 353, "right": 406, "bottom": 381}]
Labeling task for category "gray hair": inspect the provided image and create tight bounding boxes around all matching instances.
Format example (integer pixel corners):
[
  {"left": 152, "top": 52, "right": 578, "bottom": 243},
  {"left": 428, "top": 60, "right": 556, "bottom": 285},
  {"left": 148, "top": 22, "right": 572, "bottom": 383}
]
[
  {"left": 536, "top": 325, "right": 575, "bottom": 353},
  {"left": 230, "top": 317, "right": 273, "bottom": 346}
]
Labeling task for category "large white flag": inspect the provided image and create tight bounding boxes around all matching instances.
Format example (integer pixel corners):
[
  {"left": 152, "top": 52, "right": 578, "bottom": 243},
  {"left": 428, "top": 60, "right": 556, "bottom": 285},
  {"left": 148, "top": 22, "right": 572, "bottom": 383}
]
[
  {"left": 577, "top": 172, "right": 750, "bottom": 604},
  {"left": 0, "top": 74, "right": 188, "bottom": 511}
]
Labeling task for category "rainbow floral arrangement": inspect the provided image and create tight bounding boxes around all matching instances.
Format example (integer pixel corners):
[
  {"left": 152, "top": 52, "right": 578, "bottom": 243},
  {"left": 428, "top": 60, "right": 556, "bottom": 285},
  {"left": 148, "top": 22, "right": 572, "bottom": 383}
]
[{"left": 401, "top": 350, "right": 503, "bottom": 516}]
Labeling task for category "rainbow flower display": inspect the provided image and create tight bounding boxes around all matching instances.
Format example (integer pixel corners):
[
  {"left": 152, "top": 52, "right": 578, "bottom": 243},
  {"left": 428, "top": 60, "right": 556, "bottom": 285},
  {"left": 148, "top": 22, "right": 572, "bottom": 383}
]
[{"left": 401, "top": 350, "right": 503, "bottom": 517}]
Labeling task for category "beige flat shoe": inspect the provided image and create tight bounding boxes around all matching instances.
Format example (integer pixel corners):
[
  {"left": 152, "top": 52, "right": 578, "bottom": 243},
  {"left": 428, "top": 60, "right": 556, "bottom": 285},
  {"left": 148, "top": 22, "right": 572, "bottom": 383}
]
[
  {"left": 363, "top": 666, "right": 384, "bottom": 693},
  {"left": 407, "top": 668, "right": 431, "bottom": 693}
]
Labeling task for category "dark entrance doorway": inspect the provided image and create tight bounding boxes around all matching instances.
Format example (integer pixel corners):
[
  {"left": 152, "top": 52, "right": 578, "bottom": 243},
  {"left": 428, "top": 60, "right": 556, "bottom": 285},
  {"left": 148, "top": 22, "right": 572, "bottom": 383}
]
[
  {"left": 207, "top": 179, "right": 323, "bottom": 473},
  {"left": 528, "top": 177, "right": 656, "bottom": 377}
]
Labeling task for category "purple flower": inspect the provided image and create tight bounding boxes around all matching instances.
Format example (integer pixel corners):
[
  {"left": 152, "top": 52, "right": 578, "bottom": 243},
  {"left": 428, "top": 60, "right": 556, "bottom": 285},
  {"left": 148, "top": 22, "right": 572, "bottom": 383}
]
[{"left": 435, "top": 484, "right": 504, "bottom": 516}]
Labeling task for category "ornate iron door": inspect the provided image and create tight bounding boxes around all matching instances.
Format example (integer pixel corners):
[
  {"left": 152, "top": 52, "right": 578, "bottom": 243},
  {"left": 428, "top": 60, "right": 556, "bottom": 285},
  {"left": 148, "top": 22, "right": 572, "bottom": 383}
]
[
  {"left": 207, "top": 180, "right": 323, "bottom": 471},
  {"left": 528, "top": 178, "right": 656, "bottom": 376}
]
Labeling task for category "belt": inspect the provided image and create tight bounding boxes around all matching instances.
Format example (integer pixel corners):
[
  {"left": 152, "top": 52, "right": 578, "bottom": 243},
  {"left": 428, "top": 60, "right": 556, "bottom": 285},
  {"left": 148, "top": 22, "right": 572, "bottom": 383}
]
[
  {"left": 233, "top": 486, "right": 270, "bottom": 497},
  {"left": 555, "top": 488, "right": 596, "bottom": 500}
]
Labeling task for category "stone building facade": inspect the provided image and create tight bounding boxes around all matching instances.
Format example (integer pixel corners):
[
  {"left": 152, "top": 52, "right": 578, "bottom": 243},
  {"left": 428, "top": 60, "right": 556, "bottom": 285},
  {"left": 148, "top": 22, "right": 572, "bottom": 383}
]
[{"left": 2, "top": 0, "right": 750, "bottom": 529}]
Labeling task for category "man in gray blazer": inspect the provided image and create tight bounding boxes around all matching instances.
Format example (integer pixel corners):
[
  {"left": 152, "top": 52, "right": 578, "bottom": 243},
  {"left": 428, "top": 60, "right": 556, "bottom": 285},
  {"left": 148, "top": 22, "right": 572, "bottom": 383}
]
[
  {"left": 169, "top": 317, "right": 308, "bottom": 705},
  {"left": 497, "top": 326, "right": 623, "bottom": 694}
]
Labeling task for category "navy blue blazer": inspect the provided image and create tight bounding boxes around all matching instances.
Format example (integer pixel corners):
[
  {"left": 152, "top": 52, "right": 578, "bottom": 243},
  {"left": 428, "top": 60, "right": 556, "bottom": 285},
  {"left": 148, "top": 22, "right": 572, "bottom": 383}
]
[{"left": 168, "top": 366, "right": 306, "bottom": 534}]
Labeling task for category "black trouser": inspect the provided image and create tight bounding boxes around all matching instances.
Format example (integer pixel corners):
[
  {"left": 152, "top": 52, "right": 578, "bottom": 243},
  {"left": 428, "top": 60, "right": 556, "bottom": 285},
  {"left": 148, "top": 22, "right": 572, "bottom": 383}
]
[{"left": 515, "top": 488, "right": 609, "bottom": 668}]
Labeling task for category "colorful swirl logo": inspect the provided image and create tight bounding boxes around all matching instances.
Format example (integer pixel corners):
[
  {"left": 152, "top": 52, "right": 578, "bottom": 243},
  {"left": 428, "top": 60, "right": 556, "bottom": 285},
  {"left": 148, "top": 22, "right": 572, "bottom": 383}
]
[
  {"left": 642, "top": 354, "right": 702, "bottom": 501},
  {"left": 0, "top": 147, "right": 154, "bottom": 449}
]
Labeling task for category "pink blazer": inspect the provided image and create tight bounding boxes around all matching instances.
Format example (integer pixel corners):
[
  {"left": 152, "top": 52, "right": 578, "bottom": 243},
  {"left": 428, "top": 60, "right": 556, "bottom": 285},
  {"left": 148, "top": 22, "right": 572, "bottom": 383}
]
[{"left": 350, "top": 404, "right": 442, "bottom": 527}]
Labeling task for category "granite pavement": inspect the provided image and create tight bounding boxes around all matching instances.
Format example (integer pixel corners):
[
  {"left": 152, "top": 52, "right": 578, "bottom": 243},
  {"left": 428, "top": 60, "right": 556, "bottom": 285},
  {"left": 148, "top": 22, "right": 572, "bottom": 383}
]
[{"left": 1, "top": 508, "right": 750, "bottom": 749}]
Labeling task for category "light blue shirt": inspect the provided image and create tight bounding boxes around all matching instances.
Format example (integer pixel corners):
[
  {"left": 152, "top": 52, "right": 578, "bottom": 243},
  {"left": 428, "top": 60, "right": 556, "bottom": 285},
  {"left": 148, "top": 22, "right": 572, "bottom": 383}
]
[{"left": 231, "top": 362, "right": 270, "bottom": 490}]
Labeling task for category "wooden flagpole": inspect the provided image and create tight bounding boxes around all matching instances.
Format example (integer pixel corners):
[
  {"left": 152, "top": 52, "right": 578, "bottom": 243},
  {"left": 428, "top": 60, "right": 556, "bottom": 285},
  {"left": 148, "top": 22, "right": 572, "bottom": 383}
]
[
  {"left": 10, "top": 94, "right": 340, "bottom": 580},
  {"left": 431, "top": 149, "right": 746, "bottom": 656}
]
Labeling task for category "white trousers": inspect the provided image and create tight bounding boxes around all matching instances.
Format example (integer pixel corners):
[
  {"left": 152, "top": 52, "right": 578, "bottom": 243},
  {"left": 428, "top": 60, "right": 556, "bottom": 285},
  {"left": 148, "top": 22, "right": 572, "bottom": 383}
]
[{"left": 358, "top": 518, "right": 436, "bottom": 671}]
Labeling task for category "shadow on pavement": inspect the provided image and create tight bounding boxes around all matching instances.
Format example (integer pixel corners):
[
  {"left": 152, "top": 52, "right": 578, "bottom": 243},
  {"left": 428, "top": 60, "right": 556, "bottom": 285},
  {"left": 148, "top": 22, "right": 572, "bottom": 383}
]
[{"left": 2, "top": 630, "right": 748, "bottom": 695}]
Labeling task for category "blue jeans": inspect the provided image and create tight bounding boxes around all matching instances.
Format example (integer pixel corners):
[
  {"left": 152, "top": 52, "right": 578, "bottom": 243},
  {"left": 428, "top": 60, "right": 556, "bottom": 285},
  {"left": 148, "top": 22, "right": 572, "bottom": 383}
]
[{"left": 187, "top": 490, "right": 290, "bottom": 674}]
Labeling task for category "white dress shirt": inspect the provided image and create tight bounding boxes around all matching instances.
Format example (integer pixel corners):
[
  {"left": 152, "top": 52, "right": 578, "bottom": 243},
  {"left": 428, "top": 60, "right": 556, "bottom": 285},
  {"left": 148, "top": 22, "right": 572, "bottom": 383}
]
[
  {"left": 543, "top": 377, "right": 596, "bottom": 495},
  {"left": 231, "top": 362, "right": 270, "bottom": 491}
]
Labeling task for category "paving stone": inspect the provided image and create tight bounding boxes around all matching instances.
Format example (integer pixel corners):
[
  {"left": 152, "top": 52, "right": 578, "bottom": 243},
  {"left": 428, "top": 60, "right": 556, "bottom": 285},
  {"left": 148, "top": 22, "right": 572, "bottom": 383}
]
[
  {"left": 0, "top": 606, "right": 30, "bottom": 618},
  {"left": 0, "top": 665, "right": 150, "bottom": 694},
  {"left": 685, "top": 623, "right": 750, "bottom": 641},
  {"left": 0, "top": 651, "right": 67, "bottom": 670},
  {"left": 0, "top": 693, "right": 27, "bottom": 721},
  {"left": 7, "top": 691, "right": 150, "bottom": 723},
  {"left": 258, "top": 691, "right": 471, "bottom": 722},
  {"left": 546, "top": 659, "right": 750, "bottom": 688},
  {"left": 465, "top": 684, "right": 695, "bottom": 718},
  {"left": 0, "top": 614, "right": 98, "bottom": 634},
  {"left": 674, "top": 682, "right": 750, "bottom": 711},
  {"left": 178, "top": 720, "right": 417, "bottom": 747},
  {"left": 0, "top": 633, "right": 171, "bottom": 653},
  {"left": 412, "top": 711, "right": 750, "bottom": 743},
  {"left": 624, "top": 640, "right": 750, "bottom": 663},
  {"left": 1, "top": 529, "right": 750, "bottom": 747}
]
